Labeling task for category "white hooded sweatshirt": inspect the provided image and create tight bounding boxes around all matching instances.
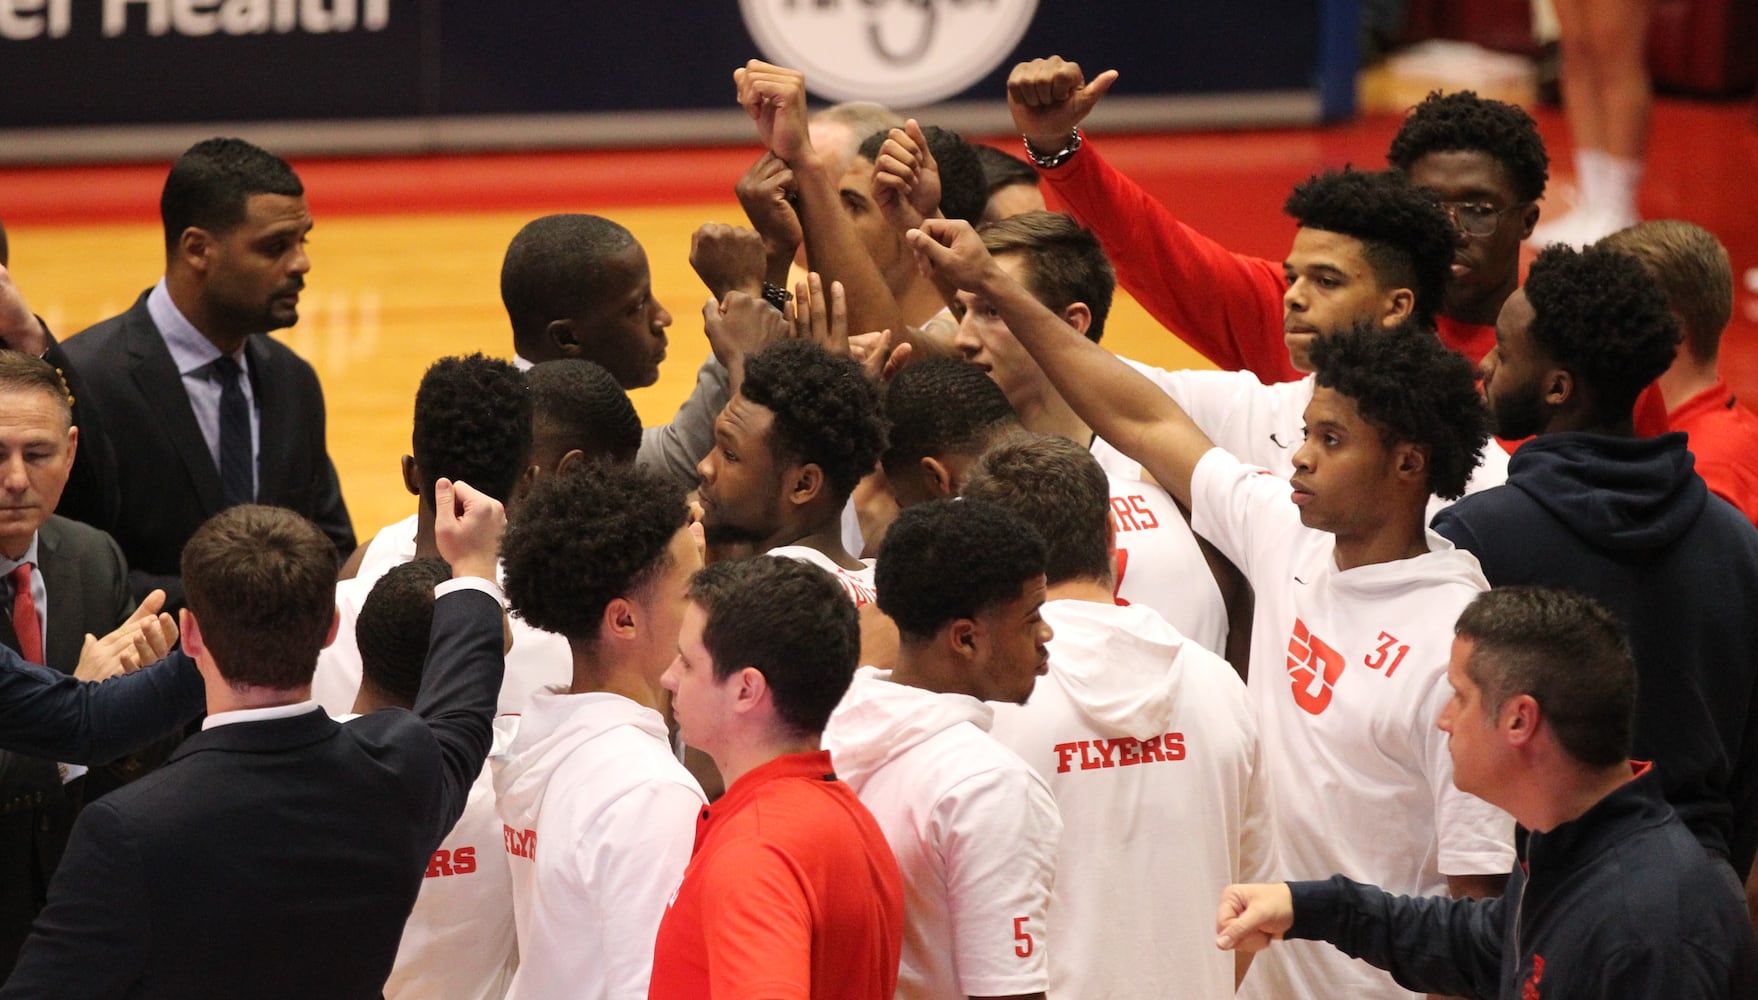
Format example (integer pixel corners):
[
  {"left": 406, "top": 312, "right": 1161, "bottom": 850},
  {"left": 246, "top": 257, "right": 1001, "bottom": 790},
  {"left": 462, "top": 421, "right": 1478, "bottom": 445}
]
[
  {"left": 823, "top": 668, "right": 1062, "bottom": 1000},
  {"left": 491, "top": 689, "right": 704, "bottom": 1000},
  {"left": 1190, "top": 447, "right": 1515, "bottom": 1000},
  {"left": 989, "top": 599, "right": 1272, "bottom": 1000}
]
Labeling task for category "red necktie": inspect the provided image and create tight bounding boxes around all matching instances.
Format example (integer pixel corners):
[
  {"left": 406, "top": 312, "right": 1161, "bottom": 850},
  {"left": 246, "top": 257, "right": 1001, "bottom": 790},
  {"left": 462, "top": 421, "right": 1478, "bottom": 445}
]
[{"left": 9, "top": 563, "right": 42, "bottom": 665}]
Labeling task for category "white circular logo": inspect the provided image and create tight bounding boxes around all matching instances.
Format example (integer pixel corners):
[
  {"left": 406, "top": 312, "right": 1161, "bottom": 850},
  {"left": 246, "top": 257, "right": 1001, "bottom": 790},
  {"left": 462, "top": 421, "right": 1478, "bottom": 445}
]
[{"left": 741, "top": 0, "right": 1040, "bottom": 107}]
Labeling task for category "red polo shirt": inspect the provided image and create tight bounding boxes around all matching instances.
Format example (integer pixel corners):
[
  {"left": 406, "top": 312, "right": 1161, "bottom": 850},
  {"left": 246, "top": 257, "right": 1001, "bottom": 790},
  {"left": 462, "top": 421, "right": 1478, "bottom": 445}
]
[
  {"left": 648, "top": 750, "right": 903, "bottom": 1000},
  {"left": 1671, "top": 380, "right": 1758, "bottom": 526}
]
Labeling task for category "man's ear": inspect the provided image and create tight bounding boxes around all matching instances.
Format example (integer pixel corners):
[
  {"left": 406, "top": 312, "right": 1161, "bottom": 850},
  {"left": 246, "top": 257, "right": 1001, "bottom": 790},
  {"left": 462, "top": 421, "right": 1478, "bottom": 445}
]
[
  {"left": 63, "top": 424, "right": 78, "bottom": 468},
  {"left": 785, "top": 463, "right": 826, "bottom": 508},
  {"left": 1392, "top": 441, "right": 1429, "bottom": 484},
  {"left": 400, "top": 455, "right": 421, "bottom": 497},
  {"left": 603, "top": 596, "right": 638, "bottom": 641},
  {"left": 1062, "top": 301, "right": 1094, "bottom": 339},
  {"left": 731, "top": 665, "right": 770, "bottom": 717},
  {"left": 1518, "top": 202, "right": 1540, "bottom": 241},
  {"left": 544, "top": 318, "right": 583, "bottom": 357},
  {"left": 920, "top": 456, "right": 956, "bottom": 499},
  {"left": 180, "top": 608, "right": 205, "bottom": 659},
  {"left": 176, "top": 227, "right": 214, "bottom": 274},
  {"left": 323, "top": 606, "right": 341, "bottom": 650},
  {"left": 1382, "top": 288, "right": 1416, "bottom": 327},
  {"left": 1543, "top": 367, "right": 1574, "bottom": 408},
  {"left": 1502, "top": 693, "right": 1540, "bottom": 748},
  {"left": 554, "top": 448, "right": 587, "bottom": 476},
  {"left": 947, "top": 618, "right": 980, "bottom": 661}
]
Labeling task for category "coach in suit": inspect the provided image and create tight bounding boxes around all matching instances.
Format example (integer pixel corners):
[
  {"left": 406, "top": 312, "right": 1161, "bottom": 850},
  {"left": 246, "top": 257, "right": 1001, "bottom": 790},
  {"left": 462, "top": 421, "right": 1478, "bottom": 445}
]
[
  {"left": 57, "top": 137, "right": 354, "bottom": 610},
  {"left": 0, "top": 352, "right": 146, "bottom": 973},
  {"left": 3, "top": 481, "right": 507, "bottom": 999}
]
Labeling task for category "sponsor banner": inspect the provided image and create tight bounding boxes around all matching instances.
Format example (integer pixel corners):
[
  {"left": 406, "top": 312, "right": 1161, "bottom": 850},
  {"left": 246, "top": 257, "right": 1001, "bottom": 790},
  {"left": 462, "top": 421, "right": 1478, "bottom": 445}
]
[{"left": 2, "top": 0, "right": 1320, "bottom": 128}]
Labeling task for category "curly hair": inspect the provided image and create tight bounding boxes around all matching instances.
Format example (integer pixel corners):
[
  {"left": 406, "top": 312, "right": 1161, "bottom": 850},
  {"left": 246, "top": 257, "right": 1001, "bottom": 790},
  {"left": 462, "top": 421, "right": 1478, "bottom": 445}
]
[
  {"left": 411, "top": 354, "right": 532, "bottom": 505},
  {"left": 881, "top": 358, "right": 1019, "bottom": 478},
  {"left": 1284, "top": 169, "right": 1457, "bottom": 330},
  {"left": 739, "top": 339, "right": 888, "bottom": 507},
  {"left": 979, "top": 210, "right": 1115, "bottom": 342},
  {"left": 529, "top": 359, "right": 643, "bottom": 466},
  {"left": 1523, "top": 244, "right": 1680, "bottom": 424},
  {"left": 858, "top": 124, "right": 988, "bottom": 225},
  {"left": 1309, "top": 321, "right": 1489, "bottom": 500},
  {"left": 1387, "top": 91, "right": 1549, "bottom": 203},
  {"left": 962, "top": 433, "right": 1113, "bottom": 587},
  {"left": 875, "top": 498, "right": 1046, "bottom": 643},
  {"left": 689, "top": 556, "right": 860, "bottom": 736},
  {"left": 500, "top": 214, "right": 637, "bottom": 348},
  {"left": 501, "top": 460, "right": 687, "bottom": 642},
  {"left": 357, "top": 558, "right": 452, "bottom": 707}
]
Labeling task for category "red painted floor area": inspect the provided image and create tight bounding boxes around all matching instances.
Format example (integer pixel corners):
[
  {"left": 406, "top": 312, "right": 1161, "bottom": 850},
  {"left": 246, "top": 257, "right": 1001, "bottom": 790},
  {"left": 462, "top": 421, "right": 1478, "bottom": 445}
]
[{"left": 4, "top": 97, "right": 1755, "bottom": 403}]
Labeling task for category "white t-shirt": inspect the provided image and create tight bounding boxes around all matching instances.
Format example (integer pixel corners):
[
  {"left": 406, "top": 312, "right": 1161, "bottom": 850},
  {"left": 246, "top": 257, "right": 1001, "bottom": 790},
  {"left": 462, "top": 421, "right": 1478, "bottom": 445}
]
[
  {"left": 492, "top": 689, "right": 704, "bottom": 1000},
  {"left": 824, "top": 668, "right": 1062, "bottom": 1000},
  {"left": 767, "top": 543, "right": 878, "bottom": 606},
  {"left": 355, "top": 513, "right": 420, "bottom": 590},
  {"left": 332, "top": 714, "right": 518, "bottom": 1000},
  {"left": 1189, "top": 448, "right": 1514, "bottom": 1000},
  {"left": 1100, "top": 471, "right": 1228, "bottom": 657},
  {"left": 312, "top": 553, "right": 573, "bottom": 719},
  {"left": 988, "top": 599, "right": 1271, "bottom": 1000},
  {"left": 1110, "top": 364, "right": 1511, "bottom": 518}
]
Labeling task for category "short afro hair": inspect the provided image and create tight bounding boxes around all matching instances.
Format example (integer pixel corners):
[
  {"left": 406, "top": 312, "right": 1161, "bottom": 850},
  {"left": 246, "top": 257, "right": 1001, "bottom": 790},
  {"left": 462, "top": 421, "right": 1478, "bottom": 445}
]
[
  {"left": 881, "top": 358, "right": 1019, "bottom": 479},
  {"left": 962, "top": 433, "right": 1113, "bottom": 587},
  {"left": 979, "top": 211, "right": 1115, "bottom": 343},
  {"left": 858, "top": 124, "right": 988, "bottom": 225},
  {"left": 1387, "top": 91, "right": 1549, "bottom": 204},
  {"left": 1309, "top": 321, "right": 1489, "bottom": 500},
  {"left": 500, "top": 214, "right": 638, "bottom": 348},
  {"left": 160, "top": 137, "right": 303, "bottom": 252},
  {"left": 529, "top": 359, "right": 643, "bottom": 467},
  {"left": 1285, "top": 169, "right": 1457, "bottom": 330},
  {"left": 739, "top": 339, "right": 888, "bottom": 507},
  {"left": 1524, "top": 244, "right": 1680, "bottom": 424},
  {"left": 876, "top": 498, "right": 1047, "bottom": 644},
  {"left": 689, "top": 555, "right": 860, "bottom": 736},
  {"left": 411, "top": 354, "right": 532, "bottom": 506},
  {"left": 357, "top": 558, "right": 452, "bottom": 708},
  {"left": 502, "top": 460, "right": 688, "bottom": 642}
]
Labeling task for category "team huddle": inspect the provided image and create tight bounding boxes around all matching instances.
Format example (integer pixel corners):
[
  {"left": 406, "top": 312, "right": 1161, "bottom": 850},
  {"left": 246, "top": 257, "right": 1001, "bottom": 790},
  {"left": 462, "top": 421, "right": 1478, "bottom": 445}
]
[{"left": 0, "top": 52, "right": 1754, "bottom": 1000}]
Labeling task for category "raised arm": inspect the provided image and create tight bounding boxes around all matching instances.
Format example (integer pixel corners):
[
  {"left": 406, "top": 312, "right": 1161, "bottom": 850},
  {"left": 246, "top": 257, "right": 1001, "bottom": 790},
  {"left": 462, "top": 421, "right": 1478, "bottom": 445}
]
[
  {"left": 1006, "top": 57, "right": 1297, "bottom": 382},
  {"left": 905, "top": 218, "right": 1214, "bottom": 507},
  {"left": 734, "top": 61, "right": 912, "bottom": 346}
]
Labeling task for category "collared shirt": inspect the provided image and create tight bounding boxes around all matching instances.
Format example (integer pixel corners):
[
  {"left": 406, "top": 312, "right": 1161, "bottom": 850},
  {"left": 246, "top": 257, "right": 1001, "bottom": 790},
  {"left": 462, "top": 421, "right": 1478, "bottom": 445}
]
[
  {"left": 0, "top": 534, "right": 47, "bottom": 660},
  {"left": 147, "top": 279, "right": 261, "bottom": 497},
  {"left": 203, "top": 700, "right": 319, "bottom": 731}
]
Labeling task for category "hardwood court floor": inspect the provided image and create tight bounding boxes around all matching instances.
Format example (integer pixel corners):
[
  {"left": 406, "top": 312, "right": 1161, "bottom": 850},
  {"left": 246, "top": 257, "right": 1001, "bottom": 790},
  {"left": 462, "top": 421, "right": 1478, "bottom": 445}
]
[{"left": 3, "top": 96, "right": 1755, "bottom": 541}]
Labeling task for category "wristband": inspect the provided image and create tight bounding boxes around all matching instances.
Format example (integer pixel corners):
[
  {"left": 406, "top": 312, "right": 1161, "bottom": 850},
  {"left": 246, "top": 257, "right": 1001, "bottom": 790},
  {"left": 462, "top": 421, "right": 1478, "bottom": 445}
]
[
  {"left": 1022, "top": 128, "right": 1083, "bottom": 170},
  {"left": 761, "top": 282, "right": 793, "bottom": 312}
]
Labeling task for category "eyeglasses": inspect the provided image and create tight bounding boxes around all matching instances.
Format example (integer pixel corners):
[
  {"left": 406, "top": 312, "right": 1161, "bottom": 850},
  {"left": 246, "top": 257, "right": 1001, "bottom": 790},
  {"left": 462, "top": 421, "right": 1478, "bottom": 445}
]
[{"left": 1438, "top": 201, "right": 1529, "bottom": 238}]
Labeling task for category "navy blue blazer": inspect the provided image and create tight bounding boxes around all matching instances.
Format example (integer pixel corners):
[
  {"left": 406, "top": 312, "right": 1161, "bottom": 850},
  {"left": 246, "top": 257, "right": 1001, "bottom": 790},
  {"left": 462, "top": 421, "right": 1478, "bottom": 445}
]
[
  {"left": 0, "top": 645, "right": 202, "bottom": 766},
  {"left": 2, "top": 586, "right": 504, "bottom": 999}
]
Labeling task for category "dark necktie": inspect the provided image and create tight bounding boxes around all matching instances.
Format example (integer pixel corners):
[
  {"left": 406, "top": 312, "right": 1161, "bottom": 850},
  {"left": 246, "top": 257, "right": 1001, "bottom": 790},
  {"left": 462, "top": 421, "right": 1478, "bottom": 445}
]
[
  {"left": 213, "top": 356, "right": 254, "bottom": 507},
  {"left": 9, "top": 563, "right": 42, "bottom": 665}
]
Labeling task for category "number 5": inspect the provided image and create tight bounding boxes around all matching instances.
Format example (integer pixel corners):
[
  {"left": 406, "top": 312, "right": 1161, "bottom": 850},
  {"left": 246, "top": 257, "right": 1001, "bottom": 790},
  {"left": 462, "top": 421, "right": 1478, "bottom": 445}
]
[{"left": 1013, "top": 916, "right": 1034, "bottom": 958}]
